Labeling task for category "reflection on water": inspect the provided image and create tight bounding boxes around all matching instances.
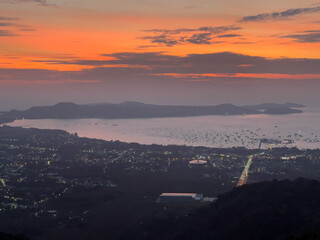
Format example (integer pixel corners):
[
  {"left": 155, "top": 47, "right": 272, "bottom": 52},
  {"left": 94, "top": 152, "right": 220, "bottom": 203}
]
[{"left": 5, "top": 108, "right": 320, "bottom": 149}]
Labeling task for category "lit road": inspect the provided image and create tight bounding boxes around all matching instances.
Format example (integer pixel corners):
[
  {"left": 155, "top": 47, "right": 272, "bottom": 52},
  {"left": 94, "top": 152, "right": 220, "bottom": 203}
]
[{"left": 236, "top": 155, "right": 253, "bottom": 187}]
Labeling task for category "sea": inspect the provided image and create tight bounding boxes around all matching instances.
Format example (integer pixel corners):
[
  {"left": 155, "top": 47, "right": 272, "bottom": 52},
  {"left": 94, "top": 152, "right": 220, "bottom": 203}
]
[{"left": 4, "top": 108, "right": 320, "bottom": 150}]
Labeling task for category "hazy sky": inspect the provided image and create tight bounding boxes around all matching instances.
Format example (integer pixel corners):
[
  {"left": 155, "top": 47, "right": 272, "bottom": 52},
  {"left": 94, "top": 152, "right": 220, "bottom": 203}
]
[{"left": 0, "top": 0, "right": 319, "bottom": 110}]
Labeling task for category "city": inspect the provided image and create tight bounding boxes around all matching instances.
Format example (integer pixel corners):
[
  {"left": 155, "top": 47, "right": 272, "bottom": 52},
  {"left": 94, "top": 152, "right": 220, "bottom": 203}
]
[{"left": 0, "top": 126, "right": 319, "bottom": 239}]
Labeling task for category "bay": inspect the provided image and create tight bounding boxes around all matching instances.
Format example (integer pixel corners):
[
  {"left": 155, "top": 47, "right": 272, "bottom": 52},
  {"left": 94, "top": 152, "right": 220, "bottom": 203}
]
[{"left": 4, "top": 108, "right": 320, "bottom": 149}]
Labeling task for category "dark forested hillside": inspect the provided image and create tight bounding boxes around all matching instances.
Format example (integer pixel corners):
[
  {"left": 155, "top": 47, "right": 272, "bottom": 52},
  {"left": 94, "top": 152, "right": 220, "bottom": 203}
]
[{"left": 130, "top": 178, "right": 320, "bottom": 240}]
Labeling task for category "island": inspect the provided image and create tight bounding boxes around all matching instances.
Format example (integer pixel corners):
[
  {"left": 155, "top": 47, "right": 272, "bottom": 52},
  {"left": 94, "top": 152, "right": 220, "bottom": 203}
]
[{"left": 0, "top": 102, "right": 304, "bottom": 125}]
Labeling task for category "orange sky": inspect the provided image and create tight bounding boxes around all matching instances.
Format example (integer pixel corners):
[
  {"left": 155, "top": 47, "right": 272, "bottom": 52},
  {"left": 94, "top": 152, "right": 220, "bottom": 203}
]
[
  {"left": 0, "top": 0, "right": 320, "bottom": 109},
  {"left": 1, "top": 0, "right": 319, "bottom": 71}
]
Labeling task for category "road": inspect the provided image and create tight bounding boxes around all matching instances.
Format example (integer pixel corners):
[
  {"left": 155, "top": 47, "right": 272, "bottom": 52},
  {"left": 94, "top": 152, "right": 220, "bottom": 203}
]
[{"left": 236, "top": 155, "right": 253, "bottom": 187}]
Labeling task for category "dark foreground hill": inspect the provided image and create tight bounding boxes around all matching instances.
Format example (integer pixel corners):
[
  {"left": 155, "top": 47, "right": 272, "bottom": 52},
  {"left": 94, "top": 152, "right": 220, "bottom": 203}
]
[
  {"left": 128, "top": 178, "right": 320, "bottom": 240},
  {"left": 0, "top": 102, "right": 303, "bottom": 124},
  {"left": 0, "top": 232, "right": 28, "bottom": 240}
]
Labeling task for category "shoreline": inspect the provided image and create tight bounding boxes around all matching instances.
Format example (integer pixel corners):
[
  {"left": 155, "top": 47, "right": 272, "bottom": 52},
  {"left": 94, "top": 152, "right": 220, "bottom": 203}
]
[{"left": 1, "top": 125, "right": 319, "bottom": 151}]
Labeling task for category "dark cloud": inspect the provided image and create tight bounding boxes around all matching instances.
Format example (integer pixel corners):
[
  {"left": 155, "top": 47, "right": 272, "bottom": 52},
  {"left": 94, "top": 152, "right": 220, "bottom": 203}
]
[
  {"left": 0, "top": 29, "right": 17, "bottom": 36},
  {"left": 34, "top": 52, "right": 181, "bottom": 67},
  {"left": 141, "top": 25, "right": 241, "bottom": 46},
  {"left": 218, "top": 34, "right": 242, "bottom": 38},
  {"left": 198, "top": 26, "right": 242, "bottom": 34},
  {"left": 241, "top": 6, "right": 320, "bottom": 22},
  {"left": 143, "top": 26, "right": 241, "bottom": 35},
  {"left": 0, "top": 16, "right": 20, "bottom": 28},
  {"left": 0, "top": 16, "right": 35, "bottom": 36},
  {"left": 185, "top": 33, "right": 212, "bottom": 44},
  {"left": 0, "top": 68, "right": 69, "bottom": 82},
  {"left": 143, "top": 28, "right": 194, "bottom": 34},
  {"left": 140, "top": 35, "right": 180, "bottom": 47},
  {"left": 0, "top": 21, "right": 34, "bottom": 30},
  {"left": 0, "top": 22, "right": 14, "bottom": 26},
  {"left": 232, "top": 41, "right": 255, "bottom": 44},
  {"left": 281, "top": 30, "right": 320, "bottom": 43},
  {"left": 210, "top": 41, "right": 225, "bottom": 44},
  {"left": 19, "top": 28, "right": 36, "bottom": 31},
  {"left": 33, "top": 59, "right": 113, "bottom": 66},
  {"left": 102, "top": 52, "right": 183, "bottom": 67},
  {"left": 2, "top": 51, "right": 320, "bottom": 109},
  {"left": 34, "top": 51, "right": 320, "bottom": 75},
  {"left": 1, "top": 67, "right": 319, "bottom": 112},
  {"left": 0, "top": 16, "right": 19, "bottom": 21},
  {"left": 0, "top": 0, "right": 54, "bottom": 6}
]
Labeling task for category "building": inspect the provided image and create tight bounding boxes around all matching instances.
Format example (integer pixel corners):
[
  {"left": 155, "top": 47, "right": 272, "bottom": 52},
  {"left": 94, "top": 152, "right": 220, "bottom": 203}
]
[
  {"left": 158, "top": 193, "right": 203, "bottom": 203},
  {"left": 189, "top": 159, "right": 207, "bottom": 165}
]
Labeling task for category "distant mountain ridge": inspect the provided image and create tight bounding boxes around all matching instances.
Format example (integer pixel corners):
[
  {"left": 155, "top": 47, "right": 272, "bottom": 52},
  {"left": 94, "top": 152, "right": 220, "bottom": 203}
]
[
  {"left": 243, "top": 102, "right": 305, "bottom": 109},
  {"left": 0, "top": 102, "right": 304, "bottom": 124}
]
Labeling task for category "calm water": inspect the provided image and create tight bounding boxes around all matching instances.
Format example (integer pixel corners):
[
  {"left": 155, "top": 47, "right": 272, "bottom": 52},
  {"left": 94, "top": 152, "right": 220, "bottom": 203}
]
[{"left": 5, "top": 108, "right": 320, "bottom": 149}]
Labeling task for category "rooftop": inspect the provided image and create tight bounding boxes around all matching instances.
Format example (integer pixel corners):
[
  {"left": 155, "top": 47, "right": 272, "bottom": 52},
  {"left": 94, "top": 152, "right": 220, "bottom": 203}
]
[
  {"left": 189, "top": 159, "right": 207, "bottom": 165},
  {"left": 160, "top": 193, "right": 198, "bottom": 198}
]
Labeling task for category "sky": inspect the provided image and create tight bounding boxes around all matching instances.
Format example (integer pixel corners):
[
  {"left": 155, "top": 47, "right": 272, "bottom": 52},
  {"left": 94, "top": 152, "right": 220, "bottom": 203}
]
[{"left": 0, "top": 0, "right": 320, "bottom": 110}]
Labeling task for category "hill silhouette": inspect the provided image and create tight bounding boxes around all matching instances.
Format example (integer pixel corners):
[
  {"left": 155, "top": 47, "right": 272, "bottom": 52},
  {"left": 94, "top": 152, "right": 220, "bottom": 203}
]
[
  {"left": 0, "top": 232, "right": 28, "bottom": 240},
  {"left": 130, "top": 178, "right": 320, "bottom": 240},
  {"left": 0, "top": 102, "right": 303, "bottom": 124}
]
